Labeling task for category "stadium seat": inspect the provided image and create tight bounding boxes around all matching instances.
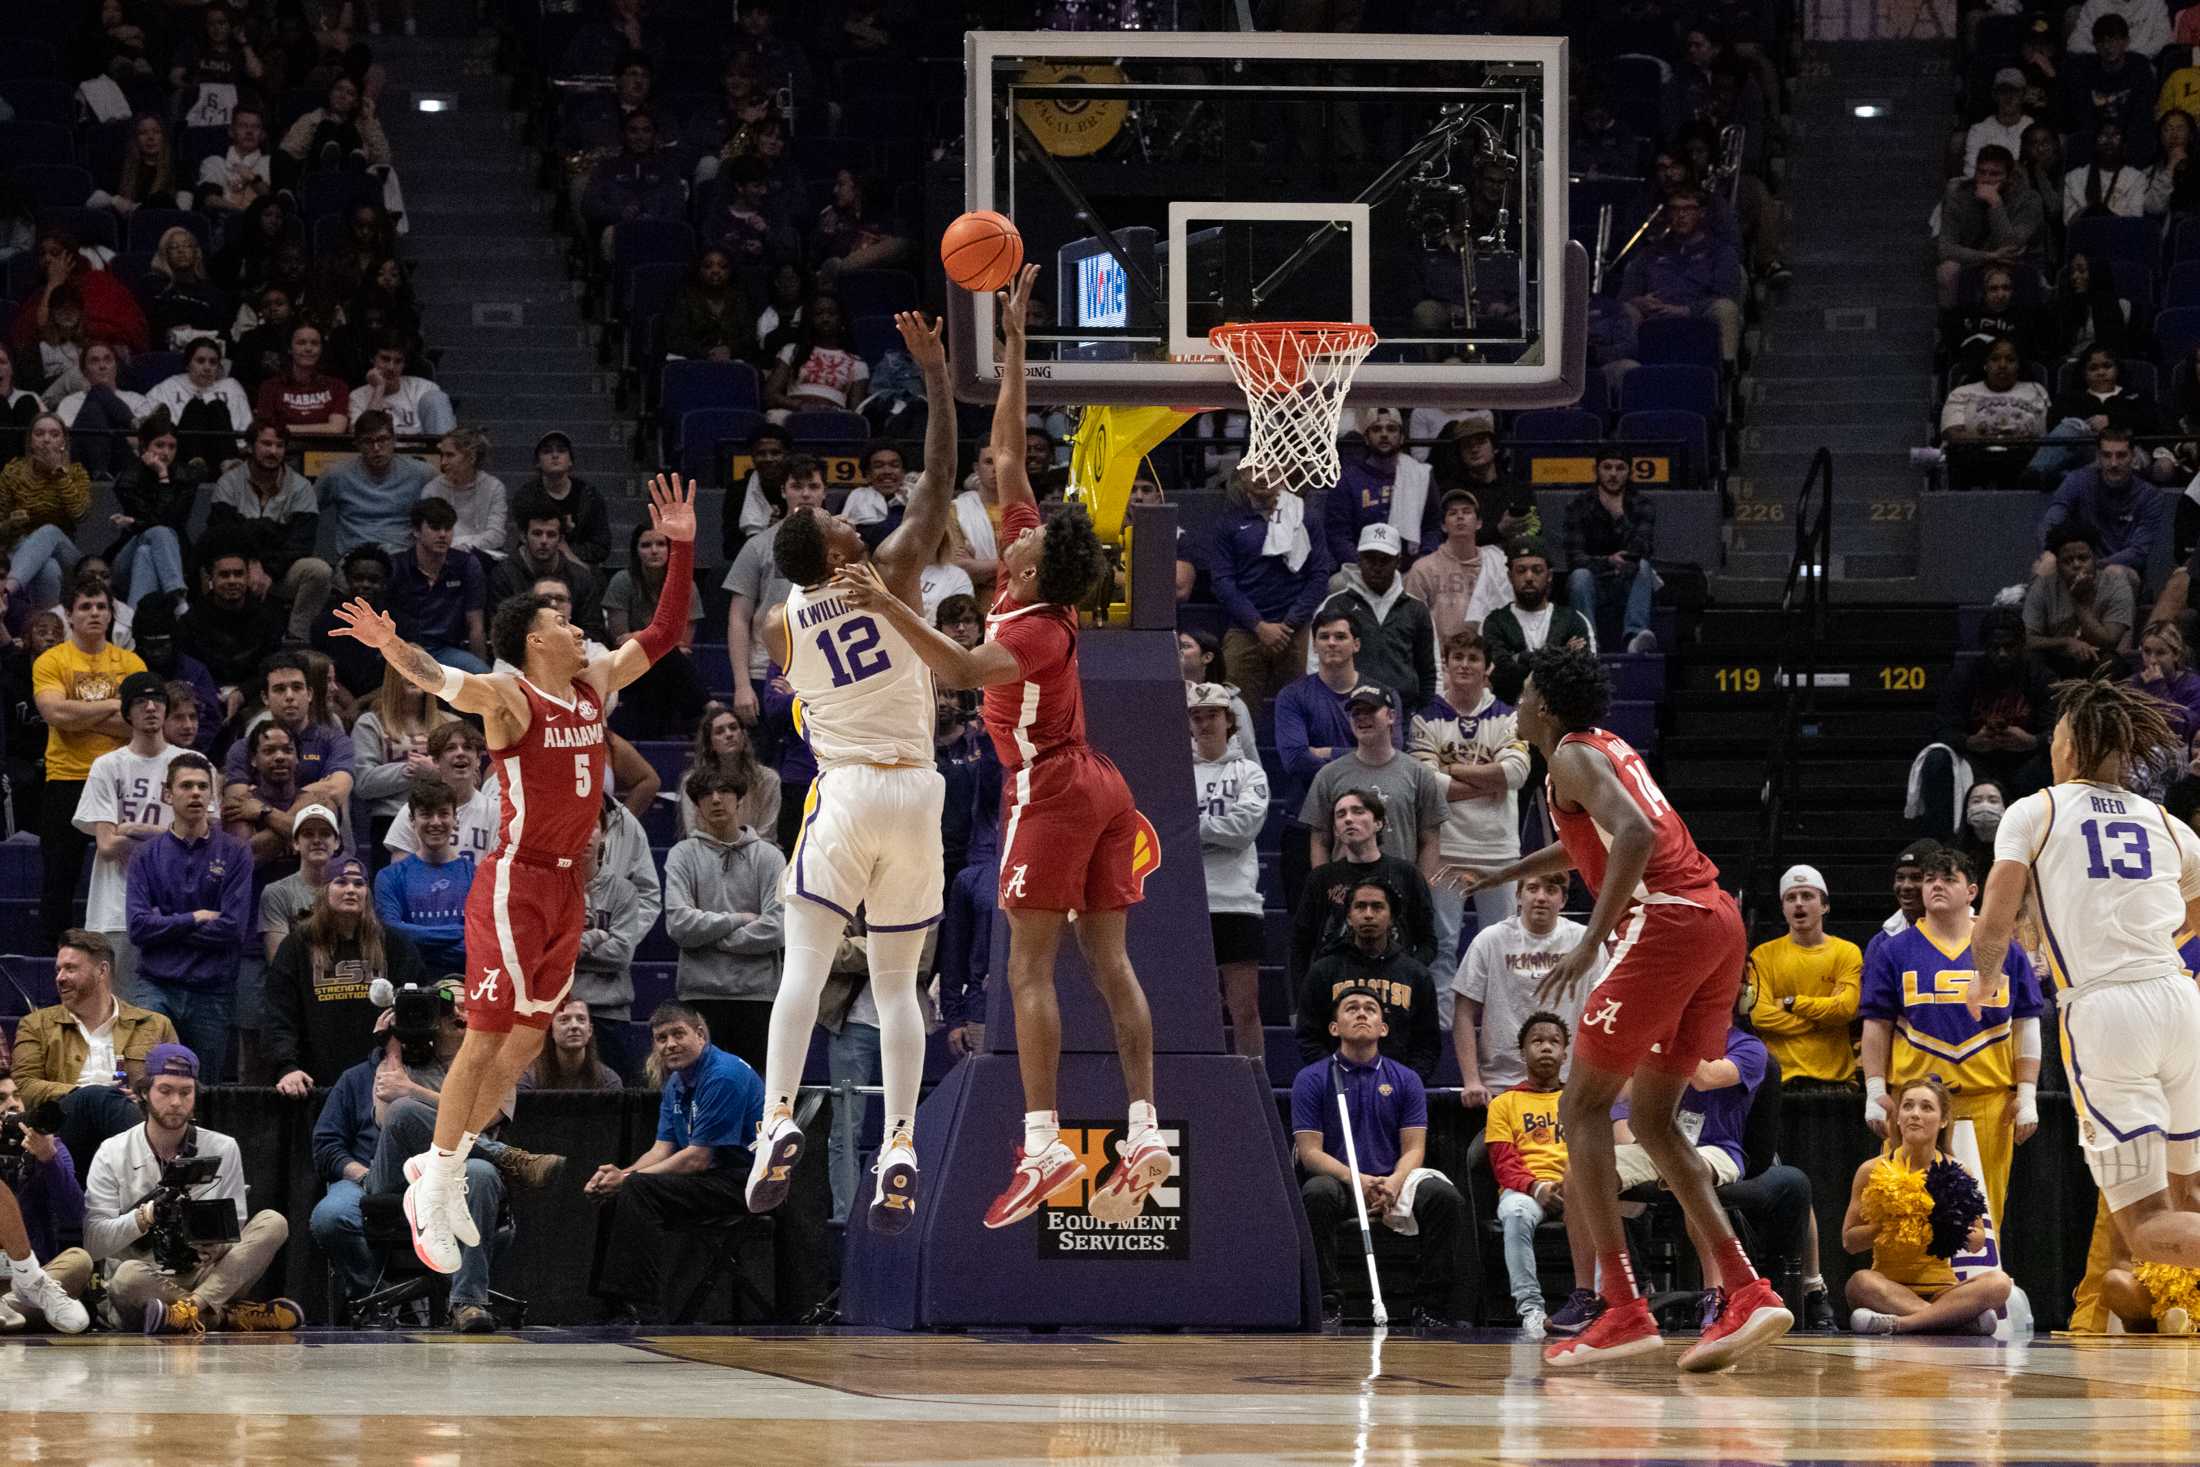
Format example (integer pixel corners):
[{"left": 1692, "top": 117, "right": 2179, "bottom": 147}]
[
  {"left": 297, "top": 170, "right": 384, "bottom": 221},
  {"left": 0, "top": 80, "right": 72, "bottom": 125},
  {"left": 2157, "top": 308, "right": 2200, "bottom": 369},
  {"left": 121, "top": 351, "right": 185, "bottom": 394},
  {"left": 35, "top": 205, "right": 118, "bottom": 252},
  {"left": 1617, "top": 408, "right": 1711, "bottom": 489},
  {"left": 2065, "top": 213, "right": 2156, "bottom": 269},
  {"left": 611, "top": 219, "right": 696, "bottom": 317},
  {"left": 1618, "top": 363, "right": 1722, "bottom": 423},
  {"left": 659, "top": 359, "right": 761, "bottom": 458},
  {"left": 2052, "top": 356, "right": 2158, "bottom": 400},
  {"left": 1636, "top": 316, "right": 1722, "bottom": 370},
  {"left": 851, "top": 313, "right": 900, "bottom": 367},
  {"left": 678, "top": 407, "right": 767, "bottom": 482},
  {"left": 2164, "top": 260, "right": 2200, "bottom": 313},
  {"left": 1512, "top": 408, "right": 1603, "bottom": 442},
  {"left": 0, "top": 122, "right": 75, "bottom": 168},
  {"left": 783, "top": 408, "right": 869, "bottom": 444},
  {"left": 11, "top": 164, "right": 95, "bottom": 208},
  {"left": 830, "top": 268, "right": 919, "bottom": 323}
]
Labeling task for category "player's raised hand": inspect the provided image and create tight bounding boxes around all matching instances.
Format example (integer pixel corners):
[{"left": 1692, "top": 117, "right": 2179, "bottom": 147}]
[
  {"left": 327, "top": 597, "right": 399, "bottom": 649},
  {"left": 895, "top": 310, "right": 946, "bottom": 370},
  {"left": 999, "top": 263, "right": 1040, "bottom": 337},
  {"left": 647, "top": 472, "right": 698, "bottom": 543},
  {"left": 1536, "top": 942, "right": 1598, "bottom": 1007},
  {"left": 1437, "top": 864, "right": 1491, "bottom": 894},
  {"left": 830, "top": 558, "right": 892, "bottom": 608}
]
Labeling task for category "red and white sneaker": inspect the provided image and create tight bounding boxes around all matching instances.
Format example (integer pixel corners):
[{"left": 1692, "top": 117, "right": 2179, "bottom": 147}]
[
  {"left": 982, "top": 1141, "right": 1086, "bottom": 1229},
  {"left": 1677, "top": 1277, "right": 1794, "bottom": 1373},
  {"left": 1085, "top": 1131, "right": 1172, "bottom": 1224},
  {"left": 1542, "top": 1297, "right": 1662, "bottom": 1368}
]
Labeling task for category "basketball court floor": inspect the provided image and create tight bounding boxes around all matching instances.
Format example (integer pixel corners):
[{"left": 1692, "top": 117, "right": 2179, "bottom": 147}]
[{"left": 8, "top": 1327, "right": 2200, "bottom": 1464}]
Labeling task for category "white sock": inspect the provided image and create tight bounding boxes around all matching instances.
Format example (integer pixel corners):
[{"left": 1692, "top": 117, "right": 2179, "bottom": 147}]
[
  {"left": 1803, "top": 1274, "right": 1826, "bottom": 1294},
  {"left": 870, "top": 927, "right": 928, "bottom": 1153},
  {"left": 1024, "top": 1110, "right": 1059, "bottom": 1154},
  {"left": 456, "top": 1130, "right": 477, "bottom": 1161},
  {"left": 7, "top": 1252, "right": 39, "bottom": 1286},
  {"left": 423, "top": 1144, "right": 459, "bottom": 1183},
  {"left": 1127, "top": 1099, "right": 1158, "bottom": 1142},
  {"left": 763, "top": 900, "right": 847, "bottom": 1115}
]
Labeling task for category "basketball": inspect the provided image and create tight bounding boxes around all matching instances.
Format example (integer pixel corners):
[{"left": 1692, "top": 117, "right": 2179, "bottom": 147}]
[{"left": 941, "top": 210, "right": 1024, "bottom": 292}]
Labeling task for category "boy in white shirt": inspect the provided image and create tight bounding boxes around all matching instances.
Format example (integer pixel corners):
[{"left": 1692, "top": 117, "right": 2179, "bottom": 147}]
[
  {"left": 72, "top": 673, "right": 184, "bottom": 1001},
  {"left": 1411, "top": 628, "right": 1531, "bottom": 976},
  {"left": 1451, "top": 872, "right": 1597, "bottom": 1106}
]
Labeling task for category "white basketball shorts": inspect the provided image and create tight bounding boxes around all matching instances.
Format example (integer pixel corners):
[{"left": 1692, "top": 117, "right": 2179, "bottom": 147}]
[
  {"left": 784, "top": 763, "right": 946, "bottom": 931},
  {"left": 2063, "top": 971, "right": 2200, "bottom": 1209}
]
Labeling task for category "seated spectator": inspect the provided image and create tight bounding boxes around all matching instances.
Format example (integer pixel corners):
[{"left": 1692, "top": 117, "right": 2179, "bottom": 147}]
[
  {"left": 2064, "top": 14, "right": 2156, "bottom": 143},
  {"left": 2, "top": 413, "right": 93, "bottom": 611},
  {"left": 386, "top": 723, "right": 499, "bottom": 861},
  {"left": 1958, "top": 69, "right": 2033, "bottom": 177},
  {"left": 307, "top": 987, "right": 514, "bottom": 1333},
  {"left": 765, "top": 295, "right": 868, "bottom": 416},
  {"left": 84, "top": 1043, "right": 300, "bottom": 1333},
  {"left": 1208, "top": 468, "right": 1331, "bottom": 711},
  {"left": 1301, "top": 684, "right": 1446, "bottom": 884},
  {"left": 2052, "top": 252, "right": 2130, "bottom": 363},
  {"left": 1620, "top": 188, "right": 1743, "bottom": 362},
  {"left": 584, "top": 1003, "right": 764, "bottom": 1324},
  {"left": 841, "top": 442, "right": 917, "bottom": 536},
  {"left": 2027, "top": 346, "right": 2159, "bottom": 482},
  {"left": 252, "top": 322, "right": 349, "bottom": 437},
  {"left": 1291, "top": 987, "right": 1464, "bottom": 1325},
  {"left": 583, "top": 111, "right": 684, "bottom": 257},
  {"left": 222, "top": 649, "right": 357, "bottom": 824},
  {"left": 183, "top": 541, "right": 280, "bottom": 704},
  {"left": 664, "top": 247, "right": 758, "bottom": 363},
  {"left": 1938, "top": 336, "right": 2050, "bottom": 490},
  {"left": 256, "top": 802, "right": 342, "bottom": 981},
  {"left": 677, "top": 703, "right": 782, "bottom": 841},
  {"left": 810, "top": 169, "right": 906, "bottom": 277},
  {"left": 1292, "top": 787, "right": 1437, "bottom": 985},
  {"left": 2024, "top": 527, "right": 2133, "bottom": 676},
  {"left": 2147, "top": 108, "right": 2199, "bottom": 216},
  {"left": 317, "top": 411, "right": 431, "bottom": 559},
  {"left": 1571, "top": 89, "right": 1642, "bottom": 177},
  {"left": 2134, "top": 619, "right": 2200, "bottom": 739},
  {"left": 346, "top": 334, "right": 453, "bottom": 439},
  {"left": 1563, "top": 455, "right": 1659, "bottom": 653},
  {"left": 351, "top": 656, "right": 453, "bottom": 845},
  {"left": 1430, "top": 412, "right": 1536, "bottom": 548},
  {"left": 702, "top": 158, "right": 803, "bottom": 276},
  {"left": 33, "top": 580, "right": 144, "bottom": 951},
  {"left": 1322, "top": 409, "right": 1439, "bottom": 567},
  {"left": 1841, "top": 1076, "right": 2014, "bottom": 1335},
  {"left": 269, "top": 856, "right": 423, "bottom": 1094},
  {"left": 0, "top": 1074, "right": 92, "bottom": 1332},
  {"left": 387, "top": 497, "right": 488, "bottom": 673},
  {"left": 143, "top": 340, "right": 251, "bottom": 473},
  {"left": 516, "top": 431, "right": 612, "bottom": 566},
  {"left": 492, "top": 498, "right": 604, "bottom": 637},
  {"left": 1745, "top": 865, "right": 1862, "bottom": 1085},
  {"left": 196, "top": 105, "right": 274, "bottom": 217},
  {"left": 1935, "top": 146, "right": 2044, "bottom": 308},
  {"left": 1403, "top": 489, "right": 1511, "bottom": 646},
  {"left": 1911, "top": 609, "right": 2055, "bottom": 833},
  {"left": 2066, "top": 119, "right": 2148, "bottom": 222},
  {"left": 1486, "top": 1011, "right": 1598, "bottom": 1337},
  {"left": 522, "top": 998, "right": 626, "bottom": 1090},
  {"left": 373, "top": 773, "right": 475, "bottom": 973},
  {"left": 1296, "top": 878, "right": 1441, "bottom": 1079},
  {"left": 1452, "top": 872, "right": 1594, "bottom": 1103},
  {"left": 230, "top": 284, "right": 298, "bottom": 396},
  {"left": 7, "top": 931, "right": 174, "bottom": 1182},
  {"left": 1938, "top": 263, "right": 2043, "bottom": 383},
  {"left": 52, "top": 343, "right": 149, "bottom": 478},
  {"left": 1189, "top": 682, "right": 1271, "bottom": 1060},
  {"left": 277, "top": 74, "right": 392, "bottom": 185},
  {"left": 576, "top": 805, "right": 649, "bottom": 1022},
  {"left": 729, "top": 423, "right": 795, "bottom": 543},
  {"left": 420, "top": 428, "right": 508, "bottom": 559},
  {"left": 561, "top": 50, "right": 661, "bottom": 158},
  {"left": 124, "top": 754, "right": 251, "bottom": 1080},
  {"left": 2070, "top": 0, "right": 2171, "bottom": 61},
  {"left": 664, "top": 767, "right": 786, "bottom": 1068},
  {"left": 1315, "top": 524, "right": 1437, "bottom": 714},
  {"left": 9, "top": 233, "right": 149, "bottom": 358},
  {"left": 2037, "top": 427, "right": 2162, "bottom": 597},
  {"left": 1411, "top": 629, "right": 1528, "bottom": 975},
  {"left": 143, "top": 230, "right": 228, "bottom": 352},
  {"left": 1480, "top": 539, "right": 1593, "bottom": 698}
]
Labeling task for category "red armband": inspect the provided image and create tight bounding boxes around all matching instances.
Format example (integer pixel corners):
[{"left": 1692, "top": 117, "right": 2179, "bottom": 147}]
[{"left": 633, "top": 536, "right": 694, "bottom": 663}]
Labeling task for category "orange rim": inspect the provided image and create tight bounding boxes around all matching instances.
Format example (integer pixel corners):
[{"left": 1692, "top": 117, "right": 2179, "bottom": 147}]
[{"left": 1208, "top": 321, "right": 1378, "bottom": 391}]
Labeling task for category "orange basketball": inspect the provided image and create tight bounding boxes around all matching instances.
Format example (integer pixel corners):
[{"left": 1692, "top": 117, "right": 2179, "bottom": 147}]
[{"left": 941, "top": 210, "right": 1024, "bottom": 293}]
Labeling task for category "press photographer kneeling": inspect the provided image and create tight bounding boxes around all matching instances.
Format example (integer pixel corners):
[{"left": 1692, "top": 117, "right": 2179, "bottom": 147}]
[
  {"left": 82, "top": 1044, "right": 301, "bottom": 1333},
  {"left": 0, "top": 1077, "right": 90, "bottom": 1332}
]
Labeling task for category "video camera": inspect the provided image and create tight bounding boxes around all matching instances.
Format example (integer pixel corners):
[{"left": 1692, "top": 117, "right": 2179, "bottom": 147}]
[
  {"left": 129, "top": 1127, "right": 241, "bottom": 1273},
  {"left": 0, "top": 1100, "right": 65, "bottom": 1188},
  {"left": 371, "top": 977, "right": 459, "bottom": 1068}
]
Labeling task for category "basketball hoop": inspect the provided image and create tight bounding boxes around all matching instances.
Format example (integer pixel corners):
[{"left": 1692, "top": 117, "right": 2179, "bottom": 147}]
[{"left": 1209, "top": 321, "right": 1380, "bottom": 497}]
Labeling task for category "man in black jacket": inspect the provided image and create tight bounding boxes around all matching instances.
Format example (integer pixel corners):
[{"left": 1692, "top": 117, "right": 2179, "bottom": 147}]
[
  {"left": 182, "top": 539, "right": 281, "bottom": 709},
  {"left": 1912, "top": 604, "right": 2056, "bottom": 834},
  {"left": 1313, "top": 523, "right": 1439, "bottom": 714},
  {"left": 1296, "top": 878, "right": 1442, "bottom": 1081}
]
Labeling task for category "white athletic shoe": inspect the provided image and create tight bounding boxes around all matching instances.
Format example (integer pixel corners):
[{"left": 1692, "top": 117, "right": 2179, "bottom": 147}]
[
  {"left": 1520, "top": 1307, "right": 1548, "bottom": 1340},
  {"left": 2164, "top": 1306, "right": 2195, "bottom": 1336},
  {"left": 0, "top": 1294, "right": 24, "bottom": 1332},
  {"left": 1970, "top": 1310, "right": 2002, "bottom": 1337},
  {"left": 14, "top": 1267, "right": 90, "bottom": 1334},
  {"left": 403, "top": 1175, "right": 462, "bottom": 1274},
  {"left": 1850, "top": 1307, "right": 1897, "bottom": 1335},
  {"left": 403, "top": 1153, "right": 480, "bottom": 1248},
  {"left": 868, "top": 1132, "right": 919, "bottom": 1235},
  {"left": 746, "top": 1110, "right": 805, "bottom": 1213}
]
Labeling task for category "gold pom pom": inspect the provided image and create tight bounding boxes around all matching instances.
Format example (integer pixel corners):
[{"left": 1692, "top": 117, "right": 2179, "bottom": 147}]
[
  {"left": 2134, "top": 1262, "right": 2200, "bottom": 1327},
  {"left": 1861, "top": 1155, "right": 1935, "bottom": 1254}
]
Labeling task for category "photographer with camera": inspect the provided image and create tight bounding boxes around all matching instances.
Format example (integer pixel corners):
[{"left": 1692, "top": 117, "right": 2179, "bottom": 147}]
[
  {"left": 9, "top": 930, "right": 177, "bottom": 1183},
  {"left": 0, "top": 1076, "right": 91, "bottom": 1333},
  {"left": 311, "top": 979, "right": 558, "bottom": 1331},
  {"left": 82, "top": 1043, "right": 302, "bottom": 1334}
]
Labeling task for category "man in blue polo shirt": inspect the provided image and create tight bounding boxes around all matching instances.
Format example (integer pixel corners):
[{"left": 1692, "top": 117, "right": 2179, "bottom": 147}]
[
  {"left": 585, "top": 1002, "right": 763, "bottom": 1323},
  {"left": 1291, "top": 985, "right": 1467, "bottom": 1327},
  {"left": 387, "top": 497, "right": 488, "bottom": 674}
]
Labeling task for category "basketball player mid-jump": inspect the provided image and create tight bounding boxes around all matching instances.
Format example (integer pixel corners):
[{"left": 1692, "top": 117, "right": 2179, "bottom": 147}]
[{"left": 331, "top": 472, "right": 699, "bottom": 1273}]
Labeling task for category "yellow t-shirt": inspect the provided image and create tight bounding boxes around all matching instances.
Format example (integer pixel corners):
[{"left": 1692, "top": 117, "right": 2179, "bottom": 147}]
[
  {"left": 32, "top": 640, "right": 146, "bottom": 782},
  {"left": 1485, "top": 1085, "right": 1566, "bottom": 1186},
  {"left": 1747, "top": 932, "right": 1862, "bottom": 1082}
]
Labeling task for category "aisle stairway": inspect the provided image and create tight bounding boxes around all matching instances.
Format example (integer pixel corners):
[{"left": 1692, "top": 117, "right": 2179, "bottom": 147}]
[{"left": 1728, "top": 40, "right": 1950, "bottom": 600}]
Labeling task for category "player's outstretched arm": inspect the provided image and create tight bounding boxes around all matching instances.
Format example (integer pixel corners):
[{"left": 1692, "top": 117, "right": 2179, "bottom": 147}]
[
  {"left": 1438, "top": 841, "right": 1573, "bottom": 894},
  {"left": 990, "top": 264, "right": 1040, "bottom": 514},
  {"left": 832, "top": 560, "right": 1023, "bottom": 689},
  {"left": 328, "top": 599, "right": 511, "bottom": 721},
  {"left": 875, "top": 312, "right": 958, "bottom": 606},
  {"left": 601, "top": 473, "right": 699, "bottom": 692}
]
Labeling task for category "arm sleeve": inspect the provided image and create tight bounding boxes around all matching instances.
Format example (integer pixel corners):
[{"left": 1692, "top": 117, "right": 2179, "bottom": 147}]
[
  {"left": 1408, "top": 971, "right": 1442, "bottom": 1080},
  {"left": 2106, "top": 484, "right": 2168, "bottom": 571},
  {"left": 2038, "top": 479, "right": 2077, "bottom": 544},
  {"left": 188, "top": 842, "right": 252, "bottom": 949},
  {"left": 1993, "top": 791, "right": 2049, "bottom": 866},
  {"left": 73, "top": 765, "right": 117, "bottom": 835},
  {"left": 1488, "top": 1139, "right": 1539, "bottom": 1195},
  {"left": 311, "top": 1076, "right": 362, "bottom": 1182},
  {"left": 1276, "top": 685, "right": 1327, "bottom": 784},
  {"left": 1297, "top": 962, "right": 1334, "bottom": 1065},
  {"left": 2171, "top": 813, "right": 2200, "bottom": 902},
  {"left": 1788, "top": 942, "right": 1864, "bottom": 1025},
  {"left": 989, "top": 613, "right": 1074, "bottom": 681},
  {"left": 1747, "top": 947, "right": 1811, "bottom": 1035},
  {"left": 1290, "top": 1065, "right": 1326, "bottom": 1138},
  {"left": 720, "top": 849, "right": 787, "bottom": 954},
  {"left": 126, "top": 858, "right": 199, "bottom": 946}
]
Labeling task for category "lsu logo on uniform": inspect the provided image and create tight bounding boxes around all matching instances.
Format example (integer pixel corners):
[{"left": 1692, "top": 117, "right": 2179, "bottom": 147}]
[{"left": 1036, "top": 1120, "right": 1191, "bottom": 1260}]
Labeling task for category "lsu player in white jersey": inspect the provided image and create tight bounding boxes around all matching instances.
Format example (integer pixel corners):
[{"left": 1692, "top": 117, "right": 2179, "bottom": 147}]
[
  {"left": 1971, "top": 679, "right": 2200, "bottom": 1270},
  {"left": 744, "top": 312, "right": 956, "bottom": 1233}
]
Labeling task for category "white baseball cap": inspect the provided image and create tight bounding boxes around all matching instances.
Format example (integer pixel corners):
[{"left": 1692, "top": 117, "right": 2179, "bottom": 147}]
[
  {"left": 1185, "top": 681, "right": 1235, "bottom": 711},
  {"left": 1357, "top": 522, "right": 1404, "bottom": 557},
  {"left": 293, "top": 803, "right": 342, "bottom": 836},
  {"left": 1779, "top": 864, "right": 1828, "bottom": 898}
]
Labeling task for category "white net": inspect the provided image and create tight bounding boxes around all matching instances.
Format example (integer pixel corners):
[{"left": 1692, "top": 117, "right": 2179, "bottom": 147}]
[{"left": 1209, "top": 322, "right": 1380, "bottom": 498}]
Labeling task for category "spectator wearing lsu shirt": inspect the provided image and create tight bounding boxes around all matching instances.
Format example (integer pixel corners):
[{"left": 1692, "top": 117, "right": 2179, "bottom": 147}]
[
  {"left": 1190, "top": 681, "right": 1271, "bottom": 1061},
  {"left": 1411, "top": 628, "right": 1530, "bottom": 976},
  {"left": 72, "top": 672, "right": 183, "bottom": 999},
  {"left": 1403, "top": 488, "right": 1511, "bottom": 646},
  {"left": 1486, "top": 1011, "right": 1596, "bottom": 1338},
  {"left": 1747, "top": 864, "right": 1862, "bottom": 1085}
]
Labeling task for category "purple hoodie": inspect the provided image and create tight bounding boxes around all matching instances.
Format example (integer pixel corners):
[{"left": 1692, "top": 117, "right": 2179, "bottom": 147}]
[{"left": 125, "top": 825, "right": 253, "bottom": 991}]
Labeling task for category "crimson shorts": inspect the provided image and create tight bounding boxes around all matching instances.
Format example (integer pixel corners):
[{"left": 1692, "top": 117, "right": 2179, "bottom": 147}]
[
  {"left": 461, "top": 853, "right": 586, "bottom": 1033},
  {"left": 997, "top": 747, "right": 1158, "bottom": 913},
  {"left": 1571, "top": 890, "right": 1745, "bottom": 1078}
]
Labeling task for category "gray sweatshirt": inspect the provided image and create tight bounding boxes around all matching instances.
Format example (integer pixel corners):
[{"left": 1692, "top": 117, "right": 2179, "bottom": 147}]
[
  {"left": 664, "top": 825, "right": 786, "bottom": 1001},
  {"left": 572, "top": 858, "right": 650, "bottom": 1019},
  {"left": 599, "top": 798, "right": 664, "bottom": 936}
]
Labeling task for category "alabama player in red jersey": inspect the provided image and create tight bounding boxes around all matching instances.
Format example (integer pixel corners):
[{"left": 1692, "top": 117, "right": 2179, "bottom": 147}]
[
  {"left": 1447, "top": 644, "right": 1792, "bottom": 1370},
  {"left": 834, "top": 263, "right": 1170, "bottom": 1230},
  {"left": 330, "top": 473, "right": 699, "bottom": 1272}
]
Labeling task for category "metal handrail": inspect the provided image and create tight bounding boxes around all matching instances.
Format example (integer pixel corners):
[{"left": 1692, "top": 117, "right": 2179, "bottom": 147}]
[{"left": 1746, "top": 445, "right": 1832, "bottom": 936}]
